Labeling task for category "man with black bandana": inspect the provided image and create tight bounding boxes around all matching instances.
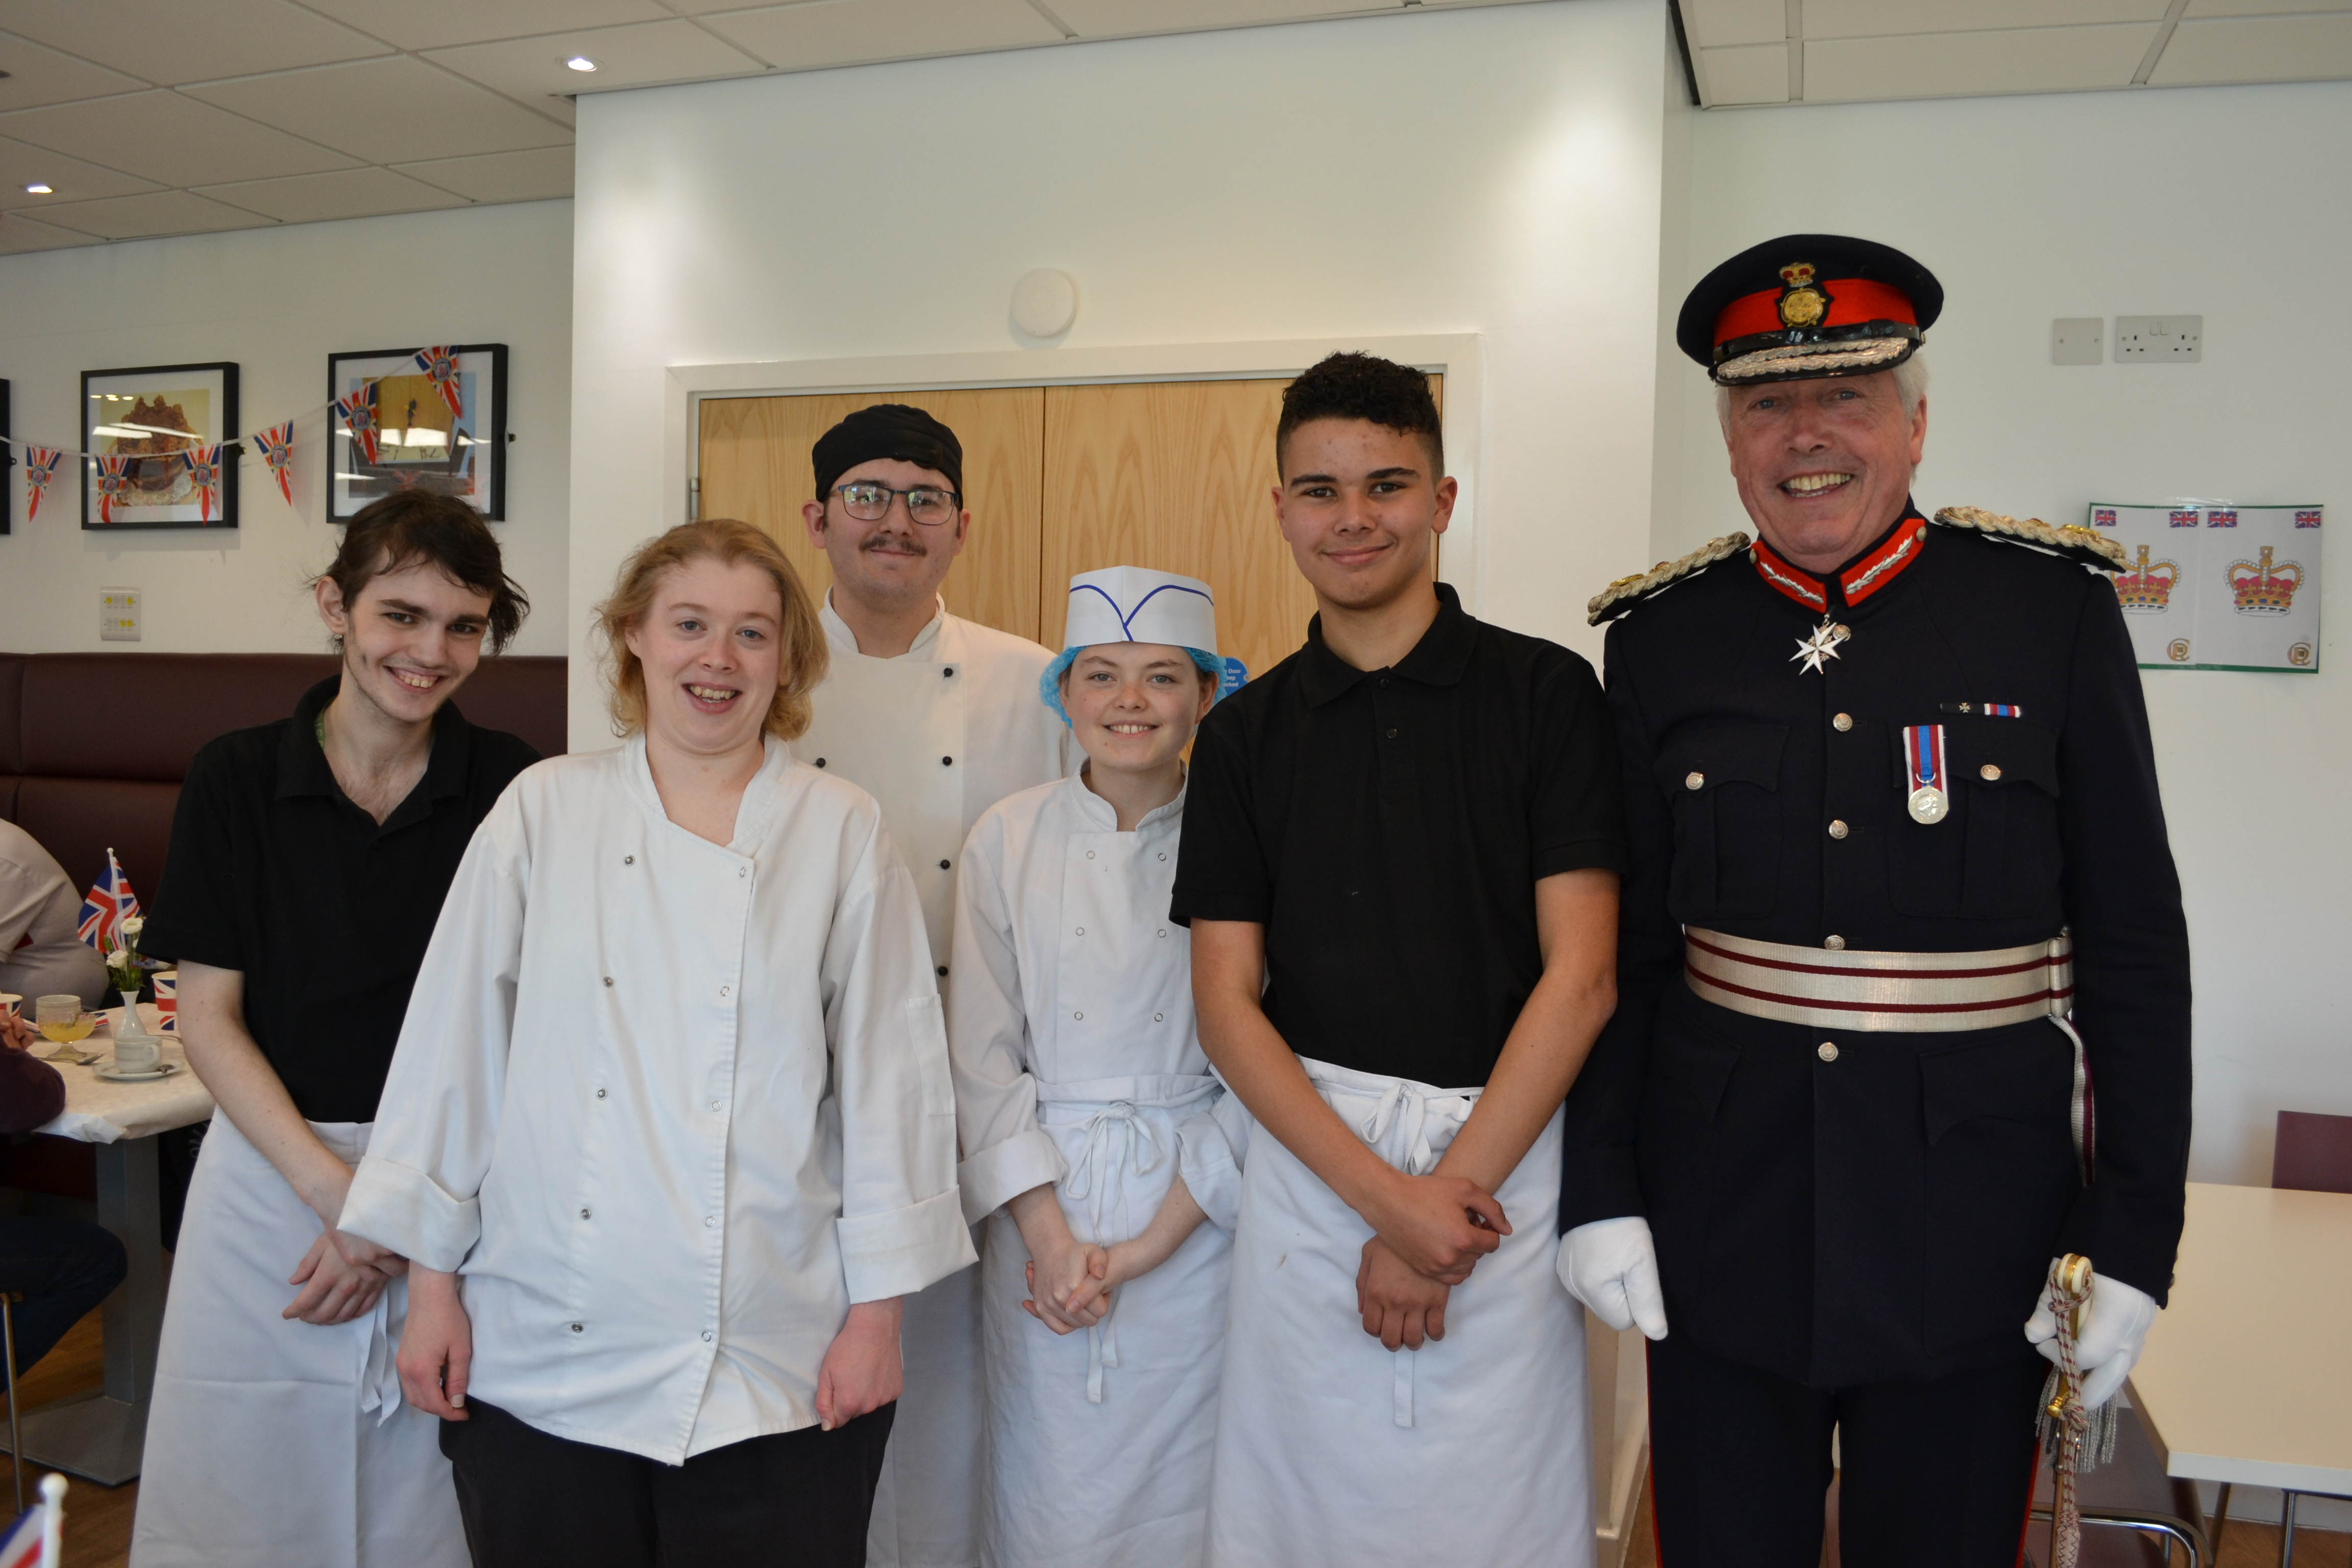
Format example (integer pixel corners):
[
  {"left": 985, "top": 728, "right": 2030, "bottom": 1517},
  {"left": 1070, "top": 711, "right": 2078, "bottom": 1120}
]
[
  {"left": 1559, "top": 235, "right": 2192, "bottom": 1567},
  {"left": 793, "top": 404, "right": 1076, "bottom": 1568}
]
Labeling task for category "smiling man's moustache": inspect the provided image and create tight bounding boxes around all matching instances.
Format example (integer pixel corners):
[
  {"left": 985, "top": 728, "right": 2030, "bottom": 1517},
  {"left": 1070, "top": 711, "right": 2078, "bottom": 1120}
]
[{"left": 860, "top": 536, "right": 926, "bottom": 555}]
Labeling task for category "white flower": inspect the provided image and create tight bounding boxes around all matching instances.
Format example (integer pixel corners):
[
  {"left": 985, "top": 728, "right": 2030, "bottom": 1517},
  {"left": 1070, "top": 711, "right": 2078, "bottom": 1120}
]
[{"left": 121, "top": 916, "right": 144, "bottom": 940}]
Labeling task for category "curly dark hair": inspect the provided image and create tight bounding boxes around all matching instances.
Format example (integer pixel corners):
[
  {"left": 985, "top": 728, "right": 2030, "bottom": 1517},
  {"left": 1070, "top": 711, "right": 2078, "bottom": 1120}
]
[
  {"left": 316, "top": 490, "right": 529, "bottom": 652},
  {"left": 1275, "top": 352, "right": 1443, "bottom": 479}
]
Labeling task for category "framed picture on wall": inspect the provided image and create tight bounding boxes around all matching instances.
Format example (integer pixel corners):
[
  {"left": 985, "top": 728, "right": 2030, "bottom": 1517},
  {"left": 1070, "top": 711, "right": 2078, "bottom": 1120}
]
[
  {"left": 326, "top": 344, "right": 507, "bottom": 522},
  {"left": 81, "top": 361, "right": 239, "bottom": 530},
  {"left": 2, "top": 377, "right": 12, "bottom": 536}
]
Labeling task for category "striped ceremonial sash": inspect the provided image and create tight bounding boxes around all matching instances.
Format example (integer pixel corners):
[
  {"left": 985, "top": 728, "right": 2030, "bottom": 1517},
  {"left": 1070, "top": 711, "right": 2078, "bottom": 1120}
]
[{"left": 1684, "top": 927, "right": 2073, "bottom": 1033}]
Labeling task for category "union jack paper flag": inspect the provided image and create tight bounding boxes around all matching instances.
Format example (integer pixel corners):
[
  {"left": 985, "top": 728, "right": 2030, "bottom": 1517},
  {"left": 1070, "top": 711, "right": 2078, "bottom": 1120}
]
[
  {"left": 2296, "top": 509, "right": 2323, "bottom": 528},
  {"left": 252, "top": 422, "right": 296, "bottom": 504},
  {"left": 414, "top": 346, "right": 463, "bottom": 418},
  {"left": 0, "top": 1503, "right": 44, "bottom": 1568},
  {"left": 94, "top": 456, "right": 132, "bottom": 525},
  {"left": 335, "top": 380, "right": 382, "bottom": 465},
  {"left": 179, "top": 445, "right": 223, "bottom": 523},
  {"left": 76, "top": 847, "right": 139, "bottom": 953},
  {"left": 2092, "top": 508, "right": 2117, "bottom": 527},
  {"left": 22, "top": 447, "right": 60, "bottom": 520},
  {"left": 2167, "top": 509, "right": 2199, "bottom": 528},
  {"left": 2205, "top": 508, "right": 2239, "bottom": 528}
]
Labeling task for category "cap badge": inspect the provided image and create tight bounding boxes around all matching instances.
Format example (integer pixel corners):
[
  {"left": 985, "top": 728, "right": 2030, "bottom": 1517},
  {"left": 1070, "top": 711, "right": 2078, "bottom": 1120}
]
[{"left": 1776, "top": 261, "right": 1830, "bottom": 330}]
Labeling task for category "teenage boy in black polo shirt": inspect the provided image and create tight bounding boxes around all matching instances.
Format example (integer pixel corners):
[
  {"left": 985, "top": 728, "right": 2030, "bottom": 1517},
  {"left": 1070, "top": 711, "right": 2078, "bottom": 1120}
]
[
  {"left": 135, "top": 492, "right": 537, "bottom": 1568},
  {"left": 1173, "top": 353, "right": 1625, "bottom": 1566}
]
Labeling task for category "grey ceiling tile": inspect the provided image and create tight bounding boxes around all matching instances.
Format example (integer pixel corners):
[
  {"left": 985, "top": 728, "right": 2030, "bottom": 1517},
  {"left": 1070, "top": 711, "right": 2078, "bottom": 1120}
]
[
  {"left": 697, "top": 0, "right": 1065, "bottom": 70},
  {"left": 0, "top": 208, "right": 98, "bottom": 251},
  {"left": 0, "top": 29, "right": 150, "bottom": 108},
  {"left": 0, "top": 0, "right": 389, "bottom": 87},
  {"left": 293, "top": 0, "right": 671, "bottom": 51},
  {"left": 1681, "top": 0, "right": 1788, "bottom": 50},
  {"left": 424, "top": 19, "right": 768, "bottom": 108},
  {"left": 0, "top": 90, "right": 359, "bottom": 185},
  {"left": 192, "top": 166, "right": 472, "bottom": 224},
  {"left": 1802, "top": 23, "right": 2160, "bottom": 102},
  {"left": 1701, "top": 42, "right": 1792, "bottom": 104},
  {"left": 390, "top": 145, "right": 573, "bottom": 204},
  {"left": 181, "top": 56, "right": 572, "bottom": 163},
  {"left": 1804, "top": 0, "right": 2169, "bottom": 37},
  {"left": 2150, "top": 12, "right": 2352, "bottom": 82},
  {"left": 28, "top": 187, "right": 274, "bottom": 240},
  {"left": 1044, "top": 0, "right": 1382, "bottom": 36},
  {"left": 0, "top": 133, "right": 162, "bottom": 208},
  {"left": 2183, "top": 0, "right": 2352, "bottom": 14}
]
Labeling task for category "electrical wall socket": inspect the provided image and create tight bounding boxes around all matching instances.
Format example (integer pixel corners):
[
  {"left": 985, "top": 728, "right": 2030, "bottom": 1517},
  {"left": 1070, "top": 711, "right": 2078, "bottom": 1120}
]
[
  {"left": 100, "top": 587, "right": 140, "bottom": 642},
  {"left": 2115, "top": 315, "right": 2202, "bottom": 362},
  {"left": 2052, "top": 318, "right": 2103, "bottom": 365}
]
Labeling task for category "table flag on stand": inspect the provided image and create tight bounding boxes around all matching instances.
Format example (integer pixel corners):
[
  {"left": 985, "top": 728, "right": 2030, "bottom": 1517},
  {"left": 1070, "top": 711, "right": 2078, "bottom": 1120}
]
[
  {"left": 75, "top": 848, "right": 139, "bottom": 952},
  {"left": 333, "top": 380, "right": 381, "bottom": 464},
  {"left": 21, "top": 449, "right": 59, "bottom": 520},
  {"left": 94, "top": 457, "right": 131, "bottom": 524},
  {"left": 414, "top": 346, "right": 462, "bottom": 418},
  {"left": 251, "top": 423, "right": 295, "bottom": 504},
  {"left": 179, "top": 445, "right": 222, "bottom": 522}
]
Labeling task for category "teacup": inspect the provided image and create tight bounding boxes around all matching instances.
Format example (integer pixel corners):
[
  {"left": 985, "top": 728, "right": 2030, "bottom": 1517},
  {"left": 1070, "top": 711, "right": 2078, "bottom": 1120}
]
[
  {"left": 113, "top": 1035, "right": 162, "bottom": 1074},
  {"left": 0, "top": 993, "right": 20, "bottom": 1020}
]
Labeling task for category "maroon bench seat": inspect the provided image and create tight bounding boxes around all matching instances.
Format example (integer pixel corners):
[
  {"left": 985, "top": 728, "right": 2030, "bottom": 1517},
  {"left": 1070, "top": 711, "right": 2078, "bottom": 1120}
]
[{"left": 0, "top": 651, "right": 567, "bottom": 909}]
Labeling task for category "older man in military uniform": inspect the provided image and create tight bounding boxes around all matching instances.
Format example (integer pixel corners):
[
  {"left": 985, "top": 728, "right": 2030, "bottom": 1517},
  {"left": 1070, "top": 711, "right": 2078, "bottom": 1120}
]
[{"left": 1558, "top": 235, "right": 2191, "bottom": 1567}]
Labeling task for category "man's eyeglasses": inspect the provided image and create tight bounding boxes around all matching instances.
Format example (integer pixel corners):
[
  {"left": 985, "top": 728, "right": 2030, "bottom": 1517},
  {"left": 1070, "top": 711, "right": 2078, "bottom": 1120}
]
[{"left": 831, "top": 482, "right": 962, "bottom": 526}]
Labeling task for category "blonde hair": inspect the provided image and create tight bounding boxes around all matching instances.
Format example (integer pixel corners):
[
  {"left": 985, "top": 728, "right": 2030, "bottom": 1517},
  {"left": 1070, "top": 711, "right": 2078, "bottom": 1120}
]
[{"left": 594, "top": 518, "right": 829, "bottom": 741}]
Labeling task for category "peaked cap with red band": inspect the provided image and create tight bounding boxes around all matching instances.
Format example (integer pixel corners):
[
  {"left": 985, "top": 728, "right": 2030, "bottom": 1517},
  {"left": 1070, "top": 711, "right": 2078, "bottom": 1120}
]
[{"left": 1677, "top": 233, "right": 1942, "bottom": 387}]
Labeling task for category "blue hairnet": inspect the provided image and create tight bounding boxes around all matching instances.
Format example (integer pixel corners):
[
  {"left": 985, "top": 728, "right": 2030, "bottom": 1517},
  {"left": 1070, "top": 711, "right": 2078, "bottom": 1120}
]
[{"left": 1040, "top": 646, "right": 1226, "bottom": 726}]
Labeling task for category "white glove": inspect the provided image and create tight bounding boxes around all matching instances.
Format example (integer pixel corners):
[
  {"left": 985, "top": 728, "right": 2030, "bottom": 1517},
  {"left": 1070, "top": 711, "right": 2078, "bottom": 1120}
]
[
  {"left": 2023, "top": 1261, "right": 2158, "bottom": 1409},
  {"left": 1557, "top": 1216, "right": 1669, "bottom": 1341}
]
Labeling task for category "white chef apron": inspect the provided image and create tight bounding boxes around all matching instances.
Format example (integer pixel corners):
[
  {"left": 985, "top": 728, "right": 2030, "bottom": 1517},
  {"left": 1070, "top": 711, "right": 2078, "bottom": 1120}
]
[
  {"left": 132, "top": 1111, "right": 466, "bottom": 1568},
  {"left": 1203, "top": 1058, "right": 1594, "bottom": 1568},
  {"left": 980, "top": 1074, "right": 1230, "bottom": 1568}
]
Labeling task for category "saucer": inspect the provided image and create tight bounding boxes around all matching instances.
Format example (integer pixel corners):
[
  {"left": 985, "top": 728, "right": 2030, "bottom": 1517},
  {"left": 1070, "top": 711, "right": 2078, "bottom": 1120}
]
[{"left": 95, "top": 1059, "right": 181, "bottom": 1084}]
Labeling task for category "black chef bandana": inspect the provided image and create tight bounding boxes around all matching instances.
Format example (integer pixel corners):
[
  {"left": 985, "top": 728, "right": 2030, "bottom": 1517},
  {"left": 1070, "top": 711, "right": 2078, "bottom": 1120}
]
[{"left": 811, "top": 404, "right": 965, "bottom": 505}]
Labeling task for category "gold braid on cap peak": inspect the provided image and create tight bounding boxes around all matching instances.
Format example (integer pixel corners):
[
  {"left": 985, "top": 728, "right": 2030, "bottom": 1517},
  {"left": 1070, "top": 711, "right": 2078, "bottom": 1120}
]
[
  {"left": 1931, "top": 506, "right": 2128, "bottom": 571},
  {"left": 1588, "top": 531, "right": 1753, "bottom": 626}
]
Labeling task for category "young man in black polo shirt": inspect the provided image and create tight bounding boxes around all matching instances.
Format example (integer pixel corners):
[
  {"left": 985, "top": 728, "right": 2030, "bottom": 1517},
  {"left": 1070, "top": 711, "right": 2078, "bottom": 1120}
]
[
  {"left": 134, "top": 492, "right": 537, "bottom": 1568},
  {"left": 1173, "top": 353, "right": 1625, "bottom": 1566}
]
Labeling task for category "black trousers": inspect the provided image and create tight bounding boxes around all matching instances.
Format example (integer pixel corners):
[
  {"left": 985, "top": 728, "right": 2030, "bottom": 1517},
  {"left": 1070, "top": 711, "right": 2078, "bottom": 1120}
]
[
  {"left": 0, "top": 1216, "right": 128, "bottom": 1371},
  {"left": 440, "top": 1398, "right": 895, "bottom": 1568},
  {"left": 1648, "top": 1333, "right": 2047, "bottom": 1568}
]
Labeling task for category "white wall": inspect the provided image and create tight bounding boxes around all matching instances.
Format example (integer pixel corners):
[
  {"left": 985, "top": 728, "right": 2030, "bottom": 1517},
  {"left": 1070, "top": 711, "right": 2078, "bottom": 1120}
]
[
  {"left": 1660, "top": 82, "right": 2352, "bottom": 1191},
  {"left": 567, "top": 0, "right": 1679, "bottom": 745},
  {"left": 0, "top": 200, "right": 574, "bottom": 656}
]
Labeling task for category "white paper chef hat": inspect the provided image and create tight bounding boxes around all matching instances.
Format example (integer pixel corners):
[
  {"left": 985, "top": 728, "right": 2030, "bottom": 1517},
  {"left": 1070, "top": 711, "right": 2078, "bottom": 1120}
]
[{"left": 1062, "top": 566, "right": 1219, "bottom": 657}]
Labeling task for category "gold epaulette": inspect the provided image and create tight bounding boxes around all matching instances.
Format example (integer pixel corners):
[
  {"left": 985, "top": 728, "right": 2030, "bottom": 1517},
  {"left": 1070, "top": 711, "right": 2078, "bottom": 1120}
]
[
  {"left": 1931, "top": 506, "right": 2128, "bottom": 570},
  {"left": 1587, "top": 532, "right": 1752, "bottom": 626}
]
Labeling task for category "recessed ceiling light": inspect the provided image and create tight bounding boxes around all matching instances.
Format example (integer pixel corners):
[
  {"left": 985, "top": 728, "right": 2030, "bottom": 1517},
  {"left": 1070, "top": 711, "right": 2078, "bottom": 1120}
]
[
  {"left": 24, "top": 183, "right": 52, "bottom": 195},
  {"left": 565, "top": 56, "right": 598, "bottom": 72}
]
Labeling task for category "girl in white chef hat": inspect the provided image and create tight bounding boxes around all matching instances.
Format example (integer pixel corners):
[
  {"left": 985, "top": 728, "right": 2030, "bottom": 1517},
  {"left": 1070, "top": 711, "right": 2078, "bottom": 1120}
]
[{"left": 945, "top": 567, "right": 1241, "bottom": 1568}]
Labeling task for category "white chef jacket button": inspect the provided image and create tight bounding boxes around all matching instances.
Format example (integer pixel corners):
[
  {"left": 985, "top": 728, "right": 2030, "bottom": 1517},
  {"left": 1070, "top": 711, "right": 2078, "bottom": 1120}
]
[
  {"left": 603, "top": 976, "right": 614, "bottom": 987},
  {"left": 719, "top": 985, "right": 730, "bottom": 997},
  {"left": 1824, "top": 935, "right": 1846, "bottom": 951},
  {"left": 704, "top": 1215, "right": 717, "bottom": 1228},
  {"left": 1832, "top": 713, "right": 1853, "bottom": 732},
  {"left": 710, "top": 1100, "right": 721, "bottom": 1112},
  {"left": 571, "top": 1322, "right": 583, "bottom": 1334},
  {"left": 738, "top": 866, "right": 747, "bottom": 877},
  {"left": 943, "top": 667, "right": 955, "bottom": 677},
  {"left": 939, "top": 859, "right": 951, "bottom": 870},
  {"left": 1157, "top": 928, "right": 1166, "bottom": 938},
  {"left": 579, "top": 1208, "right": 591, "bottom": 1219},
  {"left": 1158, "top": 852, "right": 1167, "bottom": 861},
  {"left": 1154, "top": 1012, "right": 1164, "bottom": 1022},
  {"left": 702, "top": 1331, "right": 714, "bottom": 1343},
  {"left": 596, "top": 1087, "right": 607, "bottom": 1098},
  {"left": 624, "top": 854, "right": 635, "bottom": 864},
  {"left": 1075, "top": 926, "right": 1085, "bottom": 936},
  {"left": 1827, "top": 819, "right": 1849, "bottom": 839},
  {"left": 937, "top": 965, "right": 949, "bottom": 977},
  {"left": 1818, "top": 1041, "right": 1840, "bottom": 1062},
  {"left": 815, "top": 758, "right": 826, "bottom": 768},
  {"left": 1072, "top": 1011, "right": 1083, "bottom": 1021},
  {"left": 942, "top": 755, "right": 954, "bottom": 766},
  {"left": 1086, "top": 850, "right": 1095, "bottom": 860}
]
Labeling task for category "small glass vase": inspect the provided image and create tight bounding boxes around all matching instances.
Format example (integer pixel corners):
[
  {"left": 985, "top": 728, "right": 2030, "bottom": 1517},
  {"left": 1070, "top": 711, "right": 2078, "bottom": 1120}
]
[{"left": 116, "top": 988, "right": 149, "bottom": 1040}]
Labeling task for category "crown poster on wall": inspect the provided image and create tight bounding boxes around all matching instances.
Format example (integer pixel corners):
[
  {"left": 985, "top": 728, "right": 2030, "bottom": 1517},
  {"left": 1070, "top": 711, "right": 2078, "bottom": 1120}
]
[{"left": 2090, "top": 502, "right": 2322, "bottom": 672}]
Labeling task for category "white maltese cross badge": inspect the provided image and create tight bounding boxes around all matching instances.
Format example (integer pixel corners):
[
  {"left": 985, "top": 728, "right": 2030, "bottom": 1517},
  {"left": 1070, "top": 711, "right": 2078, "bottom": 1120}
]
[{"left": 1791, "top": 618, "right": 1850, "bottom": 675}]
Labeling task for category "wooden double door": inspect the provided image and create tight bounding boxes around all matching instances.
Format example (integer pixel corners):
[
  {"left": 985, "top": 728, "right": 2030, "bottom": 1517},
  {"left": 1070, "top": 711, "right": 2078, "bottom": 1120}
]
[{"left": 697, "top": 376, "right": 1437, "bottom": 684}]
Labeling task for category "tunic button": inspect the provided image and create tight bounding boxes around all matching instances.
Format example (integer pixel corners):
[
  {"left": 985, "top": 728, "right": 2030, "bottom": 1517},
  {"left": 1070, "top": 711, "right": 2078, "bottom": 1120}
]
[
  {"left": 1824, "top": 935, "right": 1846, "bottom": 951},
  {"left": 1685, "top": 772, "right": 1704, "bottom": 791},
  {"left": 1834, "top": 623, "right": 1852, "bottom": 640},
  {"left": 1818, "top": 1041, "right": 1840, "bottom": 1062},
  {"left": 1827, "top": 819, "right": 1849, "bottom": 839},
  {"left": 1980, "top": 764, "right": 2002, "bottom": 781},
  {"left": 1832, "top": 713, "right": 1853, "bottom": 732},
  {"left": 1386, "top": 727, "right": 1399, "bottom": 739}
]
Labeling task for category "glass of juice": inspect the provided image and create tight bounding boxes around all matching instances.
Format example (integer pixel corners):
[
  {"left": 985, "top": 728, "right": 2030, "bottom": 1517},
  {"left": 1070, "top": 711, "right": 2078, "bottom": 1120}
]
[{"left": 34, "top": 994, "right": 94, "bottom": 1058}]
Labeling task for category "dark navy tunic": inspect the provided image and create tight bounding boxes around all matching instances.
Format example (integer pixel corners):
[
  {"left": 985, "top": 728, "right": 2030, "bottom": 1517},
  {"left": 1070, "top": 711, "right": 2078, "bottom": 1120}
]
[{"left": 1560, "top": 504, "right": 2192, "bottom": 1388}]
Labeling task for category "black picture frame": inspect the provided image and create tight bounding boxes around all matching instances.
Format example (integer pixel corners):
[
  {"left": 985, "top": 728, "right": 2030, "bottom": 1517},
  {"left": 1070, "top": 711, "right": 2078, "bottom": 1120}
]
[
  {"left": 325, "top": 344, "right": 507, "bottom": 522},
  {"left": 2, "top": 378, "right": 12, "bottom": 537},
  {"left": 81, "top": 361, "right": 240, "bottom": 531}
]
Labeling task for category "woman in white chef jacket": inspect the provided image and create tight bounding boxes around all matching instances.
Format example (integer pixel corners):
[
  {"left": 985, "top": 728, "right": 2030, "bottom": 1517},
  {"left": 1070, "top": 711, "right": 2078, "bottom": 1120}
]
[
  {"left": 948, "top": 567, "right": 1240, "bottom": 1568},
  {"left": 339, "top": 519, "right": 974, "bottom": 1567}
]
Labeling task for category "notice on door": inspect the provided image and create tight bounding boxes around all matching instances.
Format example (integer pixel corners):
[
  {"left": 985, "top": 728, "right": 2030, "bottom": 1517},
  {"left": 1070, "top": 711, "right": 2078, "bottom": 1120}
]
[{"left": 2090, "top": 502, "right": 2322, "bottom": 672}]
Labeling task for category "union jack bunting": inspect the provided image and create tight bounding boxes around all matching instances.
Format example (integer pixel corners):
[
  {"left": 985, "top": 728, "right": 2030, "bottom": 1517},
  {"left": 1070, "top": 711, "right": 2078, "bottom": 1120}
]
[
  {"left": 2167, "top": 509, "right": 2199, "bottom": 528},
  {"left": 335, "top": 380, "right": 382, "bottom": 464},
  {"left": 95, "top": 456, "right": 132, "bottom": 524},
  {"left": 22, "top": 447, "right": 61, "bottom": 520},
  {"left": 414, "top": 346, "right": 463, "bottom": 418},
  {"left": 179, "top": 444, "right": 223, "bottom": 523},
  {"left": 2205, "top": 508, "right": 2238, "bottom": 528},
  {"left": 76, "top": 847, "right": 139, "bottom": 953},
  {"left": 252, "top": 422, "right": 296, "bottom": 504},
  {"left": 2092, "top": 508, "right": 2117, "bottom": 527},
  {"left": 2296, "top": 509, "right": 2323, "bottom": 528}
]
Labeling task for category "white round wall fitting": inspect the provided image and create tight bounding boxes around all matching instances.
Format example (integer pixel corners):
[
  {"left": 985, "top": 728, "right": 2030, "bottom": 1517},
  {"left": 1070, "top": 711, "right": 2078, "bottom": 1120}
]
[{"left": 1011, "top": 268, "right": 1079, "bottom": 338}]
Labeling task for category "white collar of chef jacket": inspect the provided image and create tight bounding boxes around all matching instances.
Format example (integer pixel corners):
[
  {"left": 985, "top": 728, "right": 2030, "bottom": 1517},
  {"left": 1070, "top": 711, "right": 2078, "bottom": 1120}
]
[
  {"left": 621, "top": 730, "right": 795, "bottom": 857},
  {"left": 820, "top": 592, "right": 949, "bottom": 662},
  {"left": 1062, "top": 767, "right": 1188, "bottom": 834}
]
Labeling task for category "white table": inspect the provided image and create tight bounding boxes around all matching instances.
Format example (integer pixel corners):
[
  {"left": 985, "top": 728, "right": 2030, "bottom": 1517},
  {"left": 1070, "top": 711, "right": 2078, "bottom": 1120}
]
[
  {"left": 2129, "top": 1181, "right": 2352, "bottom": 1562},
  {"left": 9, "top": 1004, "right": 213, "bottom": 1486}
]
